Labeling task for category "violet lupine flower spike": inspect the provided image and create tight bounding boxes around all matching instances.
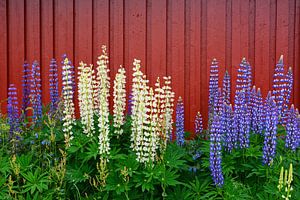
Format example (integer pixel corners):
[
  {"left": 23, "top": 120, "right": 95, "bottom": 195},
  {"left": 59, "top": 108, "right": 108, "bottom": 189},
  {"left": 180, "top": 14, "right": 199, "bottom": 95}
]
[
  {"left": 213, "top": 88, "right": 223, "bottom": 116},
  {"left": 22, "top": 61, "right": 31, "bottom": 116},
  {"left": 7, "top": 84, "right": 20, "bottom": 139},
  {"left": 222, "top": 70, "right": 231, "bottom": 105},
  {"left": 262, "top": 94, "right": 278, "bottom": 166},
  {"left": 49, "top": 58, "right": 59, "bottom": 115},
  {"left": 30, "top": 61, "right": 42, "bottom": 125},
  {"left": 175, "top": 96, "right": 184, "bottom": 146},
  {"left": 282, "top": 67, "right": 293, "bottom": 125},
  {"left": 209, "top": 114, "right": 224, "bottom": 187},
  {"left": 194, "top": 112, "right": 203, "bottom": 136},
  {"left": 224, "top": 104, "right": 237, "bottom": 152},
  {"left": 249, "top": 86, "right": 256, "bottom": 129},
  {"left": 208, "top": 58, "right": 219, "bottom": 121},
  {"left": 235, "top": 90, "right": 250, "bottom": 149},
  {"left": 252, "top": 88, "right": 264, "bottom": 134},
  {"left": 272, "top": 55, "right": 285, "bottom": 117},
  {"left": 235, "top": 58, "right": 252, "bottom": 105},
  {"left": 285, "top": 105, "right": 298, "bottom": 151}
]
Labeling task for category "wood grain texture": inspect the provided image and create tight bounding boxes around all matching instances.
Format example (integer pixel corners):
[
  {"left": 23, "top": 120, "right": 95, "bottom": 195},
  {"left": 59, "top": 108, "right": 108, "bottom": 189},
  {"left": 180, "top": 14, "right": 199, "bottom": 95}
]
[{"left": 1, "top": 0, "right": 299, "bottom": 131}]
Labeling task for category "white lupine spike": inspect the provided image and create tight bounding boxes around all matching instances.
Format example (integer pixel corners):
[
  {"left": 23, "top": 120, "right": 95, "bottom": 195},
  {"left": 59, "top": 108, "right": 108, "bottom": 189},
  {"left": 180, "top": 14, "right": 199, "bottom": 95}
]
[
  {"left": 78, "top": 62, "right": 95, "bottom": 137},
  {"left": 148, "top": 87, "right": 159, "bottom": 162},
  {"left": 96, "top": 45, "right": 111, "bottom": 159},
  {"left": 62, "top": 57, "right": 75, "bottom": 147},
  {"left": 113, "top": 66, "right": 126, "bottom": 137}
]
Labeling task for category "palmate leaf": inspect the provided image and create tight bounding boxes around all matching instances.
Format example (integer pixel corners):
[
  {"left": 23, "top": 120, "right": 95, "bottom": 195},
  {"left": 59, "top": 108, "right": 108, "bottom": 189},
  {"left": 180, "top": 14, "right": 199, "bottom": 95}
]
[
  {"left": 21, "top": 168, "right": 49, "bottom": 195},
  {"left": 164, "top": 143, "right": 187, "bottom": 169},
  {"left": 17, "top": 154, "right": 34, "bottom": 172},
  {"left": 66, "top": 164, "right": 93, "bottom": 184},
  {"left": 81, "top": 141, "right": 99, "bottom": 162},
  {"left": 0, "top": 157, "right": 10, "bottom": 176},
  {"left": 160, "top": 169, "right": 181, "bottom": 187}
]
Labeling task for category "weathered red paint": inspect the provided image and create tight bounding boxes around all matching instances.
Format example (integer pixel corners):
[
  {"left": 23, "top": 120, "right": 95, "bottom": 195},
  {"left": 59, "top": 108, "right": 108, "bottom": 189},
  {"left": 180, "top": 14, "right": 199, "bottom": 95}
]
[{"left": 0, "top": 0, "right": 299, "bottom": 132}]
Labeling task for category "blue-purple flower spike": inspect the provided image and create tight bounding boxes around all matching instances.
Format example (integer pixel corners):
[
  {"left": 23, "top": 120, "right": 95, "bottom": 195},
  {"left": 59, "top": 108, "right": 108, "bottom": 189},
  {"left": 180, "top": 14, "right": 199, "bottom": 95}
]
[
  {"left": 235, "top": 58, "right": 252, "bottom": 105},
  {"left": 222, "top": 70, "right": 231, "bottom": 105},
  {"left": 49, "top": 58, "right": 59, "bottom": 115},
  {"left": 272, "top": 55, "right": 285, "bottom": 117},
  {"left": 262, "top": 93, "right": 278, "bottom": 166},
  {"left": 235, "top": 90, "right": 250, "bottom": 148},
  {"left": 285, "top": 105, "right": 298, "bottom": 151},
  {"left": 176, "top": 96, "right": 184, "bottom": 146},
  {"left": 30, "top": 61, "right": 42, "bottom": 124},
  {"left": 22, "top": 61, "right": 31, "bottom": 116},
  {"left": 282, "top": 67, "right": 293, "bottom": 125},
  {"left": 194, "top": 111, "right": 203, "bottom": 136},
  {"left": 209, "top": 114, "right": 224, "bottom": 187},
  {"left": 208, "top": 58, "right": 219, "bottom": 120},
  {"left": 224, "top": 104, "right": 237, "bottom": 152},
  {"left": 7, "top": 84, "right": 20, "bottom": 138}
]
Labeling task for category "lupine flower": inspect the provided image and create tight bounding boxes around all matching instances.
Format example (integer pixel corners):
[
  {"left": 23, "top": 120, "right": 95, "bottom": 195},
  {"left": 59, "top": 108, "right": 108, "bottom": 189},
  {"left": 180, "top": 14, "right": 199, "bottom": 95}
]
[
  {"left": 62, "top": 56, "right": 75, "bottom": 147},
  {"left": 208, "top": 59, "right": 219, "bottom": 121},
  {"left": 285, "top": 105, "right": 298, "bottom": 151},
  {"left": 282, "top": 67, "right": 293, "bottom": 125},
  {"left": 148, "top": 87, "right": 159, "bottom": 163},
  {"left": 213, "top": 88, "right": 223, "bottom": 116},
  {"left": 263, "top": 93, "right": 278, "bottom": 166},
  {"left": 272, "top": 55, "right": 285, "bottom": 117},
  {"left": 22, "top": 61, "right": 31, "bottom": 116},
  {"left": 49, "top": 58, "right": 59, "bottom": 115},
  {"left": 194, "top": 112, "right": 203, "bottom": 136},
  {"left": 222, "top": 70, "right": 231, "bottom": 105},
  {"left": 224, "top": 104, "right": 237, "bottom": 152},
  {"left": 252, "top": 88, "right": 264, "bottom": 134},
  {"left": 249, "top": 86, "right": 256, "bottom": 128},
  {"left": 162, "top": 76, "right": 175, "bottom": 141},
  {"left": 130, "top": 59, "right": 153, "bottom": 163},
  {"left": 96, "top": 45, "right": 111, "bottom": 158},
  {"left": 7, "top": 84, "right": 20, "bottom": 138},
  {"left": 30, "top": 61, "right": 42, "bottom": 124},
  {"left": 175, "top": 96, "right": 184, "bottom": 146},
  {"left": 209, "top": 114, "right": 224, "bottom": 187},
  {"left": 127, "top": 91, "right": 133, "bottom": 116},
  {"left": 113, "top": 66, "right": 126, "bottom": 137},
  {"left": 234, "top": 90, "right": 250, "bottom": 148},
  {"left": 78, "top": 62, "right": 95, "bottom": 137},
  {"left": 235, "top": 58, "right": 252, "bottom": 105}
]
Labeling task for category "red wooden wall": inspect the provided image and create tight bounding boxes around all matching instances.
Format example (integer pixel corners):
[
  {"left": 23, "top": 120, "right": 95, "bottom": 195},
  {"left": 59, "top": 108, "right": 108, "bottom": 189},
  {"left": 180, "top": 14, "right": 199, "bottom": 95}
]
[{"left": 0, "top": 0, "right": 299, "bottom": 131}]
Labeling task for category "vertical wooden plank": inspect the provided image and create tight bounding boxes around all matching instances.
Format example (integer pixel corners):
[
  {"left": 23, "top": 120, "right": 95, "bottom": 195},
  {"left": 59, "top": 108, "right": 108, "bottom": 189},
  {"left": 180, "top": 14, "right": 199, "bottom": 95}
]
[
  {"left": 41, "top": 0, "right": 54, "bottom": 105},
  {"left": 94, "top": 0, "right": 109, "bottom": 65},
  {"left": 255, "top": 0, "right": 271, "bottom": 97},
  {"left": 124, "top": 0, "right": 147, "bottom": 96},
  {"left": 166, "top": 0, "right": 185, "bottom": 101},
  {"left": 8, "top": 0, "right": 25, "bottom": 106},
  {"left": 54, "top": 0, "right": 74, "bottom": 94},
  {"left": 26, "top": 0, "right": 40, "bottom": 63},
  {"left": 146, "top": 0, "right": 167, "bottom": 86},
  {"left": 293, "top": 0, "right": 299, "bottom": 107},
  {"left": 248, "top": 0, "right": 256, "bottom": 72},
  {"left": 185, "top": 0, "right": 201, "bottom": 132},
  {"left": 269, "top": 0, "right": 277, "bottom": 89},
  {"left": 206, "top": 0, "right": 226, "bottom": 87},
  {"left": 200, "top": 0, "right": 208, "bottom": 127},
  {"left": 0, "top": 0, "right": 7, "bottom": 113},
  {"left": 231, "top": 0, "right": 250, "bottom": 101},
  {"left": 75, "top": 0, "right": 93, "bottom": 65},
  {"left": 225, "top": 0, "right": 232, "bottom": 69}
]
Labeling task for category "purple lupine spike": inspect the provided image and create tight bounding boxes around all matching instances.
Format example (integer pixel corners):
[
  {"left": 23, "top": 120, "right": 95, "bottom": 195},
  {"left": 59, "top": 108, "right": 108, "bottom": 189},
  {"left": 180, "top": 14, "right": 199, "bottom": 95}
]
[
  {"left": 223, "top": 104, "right": 237, "bottom": 152},
  {"left": 252, "top": 88, "right": 264, "bottom": 134},
  {"left": 213, "top": 88, "right": 223, "bottom": 116},
  {"left": 235, "top": 58, "right": 252, "bottom": 105},
  {"left": 209, "top": 114, "right": 224, "bottom": 187},
  {"left": 7, "top": 84, "right": 20, "bottom": 138},
  {"left": 285, "top": 105, "right": 298, "bottom": 151},
  {"left": 296, "top": 110, "right": 300, "bottom": 149},
  {"left": 30, "top": 61, "right": 42, "bottom": 124},
  {"left": 194, "top": 111, "right": 203, "bottom": 136},
  {"left": 222, "top": 70, "right": 231, "bottom": 105},
  {"left": 235, "top": 90, "right": 250, "bottom": 148},
  {"left": 49, "top": 58, "right": 59, "bottom": 115},
  {"left": 208, "top": 58, "right": 219, "bottom": 120},
  {"left": 127, "top": 91, "right": 133, "bottom": 115},
  {"left": 282, "top": 67, "right": 293, "bottom": 125},
  {"left": 22, "top": 61, "right": 31, "bottom": 116},
  {"left": 262, "top": 94, "right": 278, "bottom": 166},
  {"left": 249, "top": 86, "right": 257, "bottom": 129},
  {"left": 175, "top": 96, "right": 184, "bottom": 146},
  {"left": 272, "top": 55, "right": 285, "bottom": 117}
]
